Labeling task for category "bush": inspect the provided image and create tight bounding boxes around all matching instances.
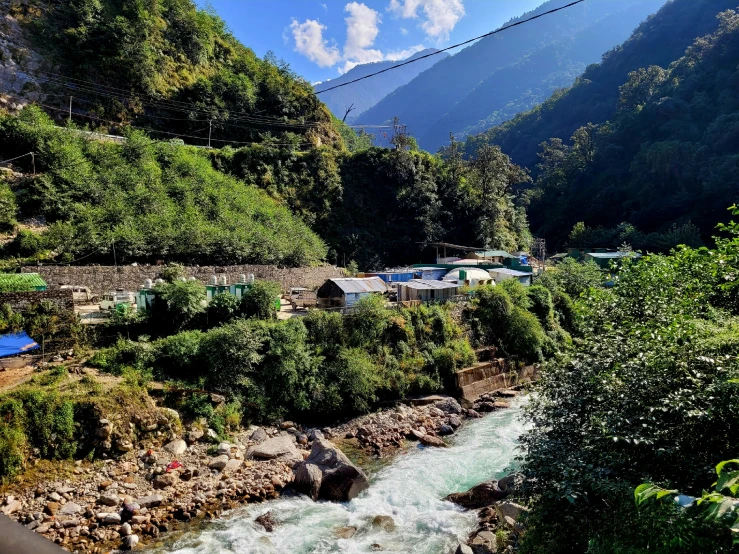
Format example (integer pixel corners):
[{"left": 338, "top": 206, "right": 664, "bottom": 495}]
[
  {"left": 346, "top": 294, "right": 389, "bottom": 349},
  {"left": 240, "top": 280, "right": 280, "bottom": 320},
  {"left": 206, "top": 292, "right": 240, "bottom": 327},
  {"left": 0, "top": 425, "right": 26, "bottom": 482},
  {"left": 152, "top": 280, "right": 206, "bottom": 332},
  {"left": 498, "top": 279, "right": 532, "bottom": 309},
  {"left": 527, "top": 285, "right": 555, "bottom": 328},
  {"left": 89, "top": 338, "right": 155, "bottom": 374},
  {"left": 197, "top": 319, "right": 265, "bottom": 392},
  {"left": 152, "top": 330, "right": 204, "bottom": 379},
  {"left": 319, "top": 348, "right": 380, "bottom": 415}
]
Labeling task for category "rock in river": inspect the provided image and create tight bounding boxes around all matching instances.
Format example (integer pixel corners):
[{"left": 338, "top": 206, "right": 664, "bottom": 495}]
[
  {"left": 445, "top": 480, "right": 508, "bottom": 508},
  {"left": 293, "top": 439, "right": 369, "bottom": 501}
]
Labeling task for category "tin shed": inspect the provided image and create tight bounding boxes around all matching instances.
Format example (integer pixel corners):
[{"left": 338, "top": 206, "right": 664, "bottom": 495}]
[{"left": 317, "top": 277, "right": 387, "bottom": 308}]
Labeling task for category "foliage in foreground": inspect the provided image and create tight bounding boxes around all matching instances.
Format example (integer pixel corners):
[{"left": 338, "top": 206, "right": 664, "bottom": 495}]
[{"left": 520, "top": 210, "right": 739, "bottom": 553}]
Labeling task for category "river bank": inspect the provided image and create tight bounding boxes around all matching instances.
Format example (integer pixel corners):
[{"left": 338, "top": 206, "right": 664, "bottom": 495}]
[
  {"left": 0, "top": 390, "right": 518, "bottom": 552},
  {"left": 148, "top": 395, "right": 527, "bottom": 554}
]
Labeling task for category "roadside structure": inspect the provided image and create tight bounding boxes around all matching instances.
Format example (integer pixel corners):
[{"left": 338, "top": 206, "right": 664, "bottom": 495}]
[
  {"left": 396, "top": 279, "right": 461, "bottom": 303},
  {"left": 488, "top": 267, "right": 533, "bottom": 286},
  {"left": 316, "top": 277, "right": 387, "bottom": 308},
  {"left": 0, "top": 273, "right": 47, "bottom": 291},
  {"left": 442, "top": 268, "right": 494, "bottom": 287}
]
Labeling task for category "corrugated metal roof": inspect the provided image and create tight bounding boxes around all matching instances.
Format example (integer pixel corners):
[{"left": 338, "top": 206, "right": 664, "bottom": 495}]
[
  {"left": 489, "top": 268, "right": 532, "bottom": 277},
  {"left": 443, "top": 268, "right": 493, "bottom": 281},
  {"left": 329, "top": 277, "right": 387, "bottom": 294},
  {"left": 473, "top": 250, "right": 516, "bottom": 258},
  {"left": 0, "top": 273, "right": 47, "bottom": 289},
  {"left": 586, "top": 252, "right": 642, "bottom": 259},
  {"left": 401, "top": 279, "right": 460, "bottom": 290}
]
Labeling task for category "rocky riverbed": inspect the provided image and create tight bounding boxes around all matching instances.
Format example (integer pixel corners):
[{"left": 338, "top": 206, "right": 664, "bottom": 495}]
[{"left": 0, "top": 390, "right": 517, "bottom": 552}]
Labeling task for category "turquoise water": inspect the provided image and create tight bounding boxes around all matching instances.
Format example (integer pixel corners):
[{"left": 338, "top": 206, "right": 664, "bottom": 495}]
[{"left": 154, "top": 399, "right": 526, "bottom": 554}]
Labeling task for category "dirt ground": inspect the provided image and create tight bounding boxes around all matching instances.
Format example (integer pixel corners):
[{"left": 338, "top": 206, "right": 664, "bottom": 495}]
[{"left": 0, "top": 364, "right": 36, "bottom": 392}]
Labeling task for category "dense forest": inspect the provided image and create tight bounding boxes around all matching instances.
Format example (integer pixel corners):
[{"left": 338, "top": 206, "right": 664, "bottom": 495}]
[
  {"left": 358, "top": 0, "right": 666, "bottom": 152},
  {"left": 464, "top": 0, "right": 738, "bottom": 168},
  {"left": 527, "top": 5, "right": 739, "bottom": 249}
]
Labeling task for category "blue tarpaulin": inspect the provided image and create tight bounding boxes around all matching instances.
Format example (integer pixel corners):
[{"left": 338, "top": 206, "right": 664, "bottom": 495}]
[{"left": 0, "top": 332, "right": 39, "bottom": 358}]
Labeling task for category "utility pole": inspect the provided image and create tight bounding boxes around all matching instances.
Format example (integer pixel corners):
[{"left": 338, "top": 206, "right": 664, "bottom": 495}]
[
  {"left": 208, "top": 119, "right": 212, "bottom": 149},
  {"left": 68, "top": 96, "right": 73, "bottom": 125}
]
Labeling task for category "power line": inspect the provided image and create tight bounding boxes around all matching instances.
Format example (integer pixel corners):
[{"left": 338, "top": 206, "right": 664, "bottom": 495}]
[
  {"left": 315, "top": 0, "right": 586, "bottom": 95},
  {"left": 24, "top": 69, "right": 324, "bottom": 128},
  {"left": 0, "top": 152, "right": 34, "bottom": 165}
]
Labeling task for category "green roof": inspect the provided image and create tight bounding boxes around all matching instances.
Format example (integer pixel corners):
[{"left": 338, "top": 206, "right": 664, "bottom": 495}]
[
  {"left": 0, "top": 273, "right": 48, "bottom": 291},
  {"left": 474, "top": 250, "right": 516, "bottom": 258}
]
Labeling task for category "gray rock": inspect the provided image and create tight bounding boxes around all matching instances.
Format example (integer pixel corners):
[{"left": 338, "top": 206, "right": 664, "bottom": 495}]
[
  {"left": 116, "top": 440, "right": 134, "bottom": 453},
  {"left": 98, "top": 494, "right": 121, "bottom": 507},
  {"left": 247, "top": 436, "right": 299, "bottom": 461},
  {"left": 153, "top": 473, "right": 177, "bottom": 489},
  {"left": 335, "top": 526, "right": 357, "bottom": 539},
  {"left": 48, "top": 492, "right": 61, "bottom": 502},
  {"left": 249, "top": 427, "right": 267, "bottom": 443},
  {"left": 119, "top": 522, "right": 132, "bottom": 536},
  {"left": 208, "top": 455, "right": 229, "bottom": 470},
  {"left": 438, "top": 424, "right": 454, "bottom": 436},
  {"left": 456, "top": 545, "right": 474, "bottom": 554},
  {"left": 435, "top": 397, "right": 463, "bottom": 414},
  {"left": 471, "top": 530, "right": 497, "bottom": 554},
  {"left": 497, "top": 472, "right": 523, "bottom": 493},
  {"left": 59, "top": 502, "right": 83, "bottom": 516},
  {"left": 122, "top": 534, "right": 139, "bottom": 550},
  {"left": 445, "top": 480, "right": 507, "bottom": 508},
  {"left": 448, "top": 415, "right": 462, "bottom": 429},
  {"left": 134, "top": 494, "right": 164, "bottom": 509},
  {"left": 164, "top": 439, "right": 187, "bottom": 456},
  {"left": 186, "top": 428, "right": 204, "bottom": 444},
  {"left": 308, "top": 429, "right": 324, "bottom": 441},
  {"left": 205, "top": 428, "right": 219, "bottom": 441},
  {"left": 103, "top": 513, "right": 122, "bottom": 524},
  {"left": 0, "top": 500, "right": 20, "bottom": 515},
  {"left": 495, "top": 501, "right": 529, "bottom": 522},
  {"left": 217, "top": 442, "right": 232, "bottom": 456},
  {"left": 225, "top": 459, "right": 243, "bottom": 471},
  {"left": 293, "top": 439, "right": 369, "bottom": 502},
  {"left": 372, "top": 515, "right": 395, "bottom": 532},
  {"left": 419, "top": 435, "right": 447, "bottom": 448},
  {"left": 294, "top": 463, "right": 322, "bottom": 500},
  {"left": 96, "top": 419, "right": 113, "bottom": 439}
]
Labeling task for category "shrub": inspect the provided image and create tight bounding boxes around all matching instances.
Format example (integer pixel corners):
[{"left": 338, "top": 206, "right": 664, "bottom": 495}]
[
  {"left": 152, "top": 280, "right": 206, "bottom": 332},
  {"left": 197, "top": 319, "right": 265, "bottom": 392},
  {"left": 527, "top": 285, "right": 555, "bottom": 328},
  {"left": 206, "top": 292, "right": 240, "bottom": 327},
  {"left": 89, "top": 338, "right": 155, "bottom": 375},
  {"left": 240, "top": 280, "right": 280, "bottom": 320},
  {"left": 303, "top": 308, "right": 344, "bottom": 358},
  {"left": 152, "top": 330, "right": 204, "bottom": 380},
  {"left": 0, "top": 425, "right": 26, "bottom": 482},
  {"left": 346, "top": 294, "right": 389, "bottom": 349},
  {"left": 498, "top": 279, "right": 532, "bottom": 309},
  {"left": 319, "top": 348, "right": 380, "bottom": 416},
  {"left": 505, "top": 306, "right": 546, "bottom": 363}
]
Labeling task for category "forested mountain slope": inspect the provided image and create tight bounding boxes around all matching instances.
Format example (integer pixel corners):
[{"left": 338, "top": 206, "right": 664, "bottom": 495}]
[
  {"left": 315, "top": 49, "right": 448, "bottom": 125},
  {"left": 525, "top": 6, "right": 739, "bottom": 248},
  {"left": 358, "top": 0, "right": 666, "bottom": 153},
  {"left": 2, "top": 0, "right": 338, "bottom": 148},
  {"left": 465, "top": 0, "right": 739, "bottom": 169}
]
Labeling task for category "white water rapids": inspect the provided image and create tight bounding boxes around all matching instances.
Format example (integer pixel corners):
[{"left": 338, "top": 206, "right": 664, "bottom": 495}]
[{"left": 153, "top": 398, "right": 527, "bottom": 554}]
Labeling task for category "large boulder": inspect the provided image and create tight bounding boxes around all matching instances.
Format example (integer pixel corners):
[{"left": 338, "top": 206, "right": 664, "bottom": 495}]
[
  {"left": 495, "top": 501, "right": 529, "bottom": 522},
  {"left": 293, "top": 439, "right": 369, "bottom": 501},
  {"left": 445, "top": 480, "right": 507, "bottom": 509},
  {"left": 247, "top": 436, "right": 299, "bottom": 461},
  {"left": 164, "top": 439, "right": 187, "bottom": 456}
]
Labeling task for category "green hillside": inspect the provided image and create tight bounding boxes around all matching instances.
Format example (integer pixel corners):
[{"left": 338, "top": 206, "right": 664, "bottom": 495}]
[
  {"left": 463, "top": 0, "right": 738, "bottom": 169},
  {"left": 524, "top": 5, "right": 739, "bottom": 248}
]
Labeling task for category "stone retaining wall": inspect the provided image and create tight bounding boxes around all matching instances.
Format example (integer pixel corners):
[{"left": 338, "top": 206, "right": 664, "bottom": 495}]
[
  {"left": 21, "top": 265, "right": 344, "bottom": 295},
  {"left": 0, "top": 290, "right": 74, "bottom": 312},
  {"left": 456, "top": 359, "right": 538, "bottom": 403}
]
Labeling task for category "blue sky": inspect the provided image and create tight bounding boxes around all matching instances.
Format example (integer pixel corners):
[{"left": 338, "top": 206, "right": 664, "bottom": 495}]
[{"left": 197, "top": 1, "right": 544, "bottom": 83}]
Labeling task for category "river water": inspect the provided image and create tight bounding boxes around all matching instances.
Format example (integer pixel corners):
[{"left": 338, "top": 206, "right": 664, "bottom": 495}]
[{"left": 153, "top": 399, "right": 527, "bottom": 554}]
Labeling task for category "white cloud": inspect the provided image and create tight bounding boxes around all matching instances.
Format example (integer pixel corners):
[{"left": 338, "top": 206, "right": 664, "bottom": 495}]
[
  {"left": 289, "top": 18, "right": 341, "bottom": 67},
  {"left": 341, "top": 2, "right": 384, "bottom": 72},
  {"left": 385, "top": 43, "right": 425, "bottom": 61},
  {"left": 321, "top": 3, "right": 327, "bottom": 10},
  {"left": 291, "top": 2, "right": 429, "bottom": 74},
  {"left": 400, "top": 27, "right": 408, "bottom": 35},
  {"left": 387, "top": 0, "right": 465, "bottom": 41}
]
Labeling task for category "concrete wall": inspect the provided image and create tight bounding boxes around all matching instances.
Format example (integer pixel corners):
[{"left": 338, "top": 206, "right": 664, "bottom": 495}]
[
  {"left": 21, "top": 265, "right": 344, "bottom": 295},
  {"left": 456, "top": 359, "right": 538, "bottom": 402},
  {"left": 0, "top": 290, "right": 74, "bottom": 312}
]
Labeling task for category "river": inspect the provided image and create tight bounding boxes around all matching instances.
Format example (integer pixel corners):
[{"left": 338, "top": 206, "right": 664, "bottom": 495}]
[{"left": 152, "top": 398, "right": 527, "bottom": 554}]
